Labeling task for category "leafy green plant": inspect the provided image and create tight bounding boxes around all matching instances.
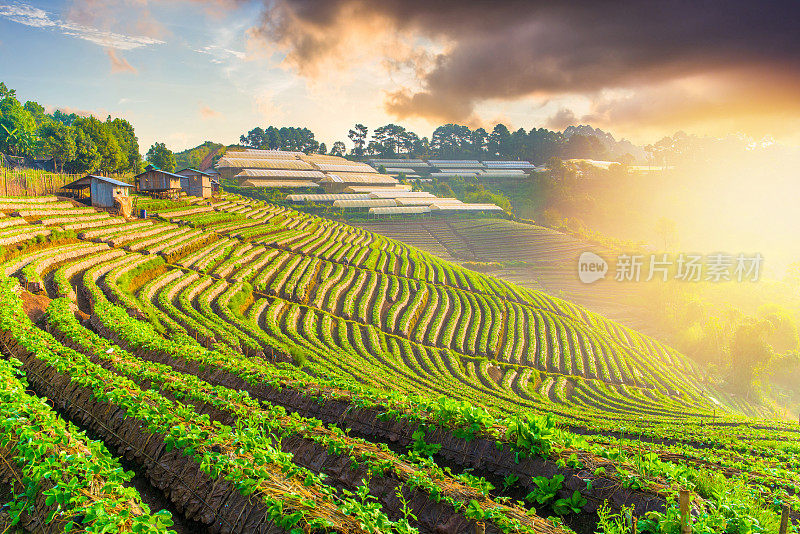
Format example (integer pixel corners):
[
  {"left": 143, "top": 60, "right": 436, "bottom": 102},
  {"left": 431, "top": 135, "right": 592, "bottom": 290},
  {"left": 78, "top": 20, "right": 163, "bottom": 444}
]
[
  {"left": 525, "top": 474, "right": 564, "bottom": 505},
  {"left": 411, "top": 426, "right": 442, "bottom": 458},
  {"left": 552, "top": 490, "right": 586, "bottom": 516}
]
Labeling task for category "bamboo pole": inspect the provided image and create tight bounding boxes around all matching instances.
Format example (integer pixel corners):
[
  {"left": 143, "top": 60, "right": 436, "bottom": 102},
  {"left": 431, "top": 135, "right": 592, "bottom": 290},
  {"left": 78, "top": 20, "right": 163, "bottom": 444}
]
[
  {"left": 474, "top": 521, "right": 485, "bottom": 534},
  {"left": 680, "top": 490, "right": 692, "bottom": 534},
  {"left": 780, "top": 505, "right": 790, "bottom": 534}
]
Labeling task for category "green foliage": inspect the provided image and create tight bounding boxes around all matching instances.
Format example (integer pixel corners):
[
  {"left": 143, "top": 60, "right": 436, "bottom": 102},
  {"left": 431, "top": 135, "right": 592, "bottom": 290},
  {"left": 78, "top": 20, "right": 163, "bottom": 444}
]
[
  {"left": 525, "top": 475, "right": 563, "bottom": 505},
  {"left": 240, "top": 126, "right": 319, "bottom": 154},
  {"left": 552, "top": 490, "right": 586, "bottom": 515},
  {"left": 173, "top": 141, "right": 224, "bottom": 170},
  {"left": 464, "top": 187, "right": 512, "bottom": 211},
  {"left": 289, "top": 346, "right": 308, "bottom": 367},
  {"left": 411, "top": 426, "right": 442, "bottom": 458},
  {"left": 146, "top": 142, "right": 177, "bottom": 172},
  {"left": 504, "top": 413, "right": 556, "bottom": 458}
]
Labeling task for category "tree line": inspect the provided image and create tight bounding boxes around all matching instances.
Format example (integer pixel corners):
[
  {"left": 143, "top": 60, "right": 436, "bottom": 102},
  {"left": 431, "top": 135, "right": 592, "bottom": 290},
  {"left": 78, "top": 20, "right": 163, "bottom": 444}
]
[
  {"left": 0, "top": 82, "right": 141, "bottom": 175},
  {"left": 240, "top": 122, "right": 627, "bottom": 163}
]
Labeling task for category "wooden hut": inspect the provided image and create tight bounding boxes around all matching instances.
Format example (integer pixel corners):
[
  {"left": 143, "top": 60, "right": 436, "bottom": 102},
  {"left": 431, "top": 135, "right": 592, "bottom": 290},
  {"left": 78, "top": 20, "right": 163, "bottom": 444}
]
[
  {"left": 62, "top": 175, "right": 133, "bottom": 208},
  {"left": 134, "top": 165, "right": 183, "bottom": 198},
  {"left": 176, "top": 168, "right": 212, "bottom": 198}
]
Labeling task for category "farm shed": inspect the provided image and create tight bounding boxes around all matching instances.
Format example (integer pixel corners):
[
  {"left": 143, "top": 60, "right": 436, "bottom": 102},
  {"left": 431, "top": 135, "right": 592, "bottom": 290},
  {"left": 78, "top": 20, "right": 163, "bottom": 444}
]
[
  {"left": 176, "top": 168, "right": 213, "bottom": 198},
  {"left": 135, "top": 166, "right": 183, "bottom": 197},
  {"left": 61, "top": 175, "right": 132, "bottom": 208}
]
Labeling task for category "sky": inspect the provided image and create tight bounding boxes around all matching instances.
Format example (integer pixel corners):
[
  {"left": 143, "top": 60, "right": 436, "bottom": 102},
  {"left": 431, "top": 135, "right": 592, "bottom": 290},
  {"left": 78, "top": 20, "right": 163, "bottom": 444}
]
[{"left": 1, "top": 0, "right": 798, "bottom": 153}]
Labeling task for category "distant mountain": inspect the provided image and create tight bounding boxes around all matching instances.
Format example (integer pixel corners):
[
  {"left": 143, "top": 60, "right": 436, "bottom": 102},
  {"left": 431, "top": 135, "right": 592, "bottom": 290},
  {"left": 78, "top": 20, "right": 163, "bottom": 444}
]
[{"left": 563, "top": 125, "right": 646, "bottom": 161}]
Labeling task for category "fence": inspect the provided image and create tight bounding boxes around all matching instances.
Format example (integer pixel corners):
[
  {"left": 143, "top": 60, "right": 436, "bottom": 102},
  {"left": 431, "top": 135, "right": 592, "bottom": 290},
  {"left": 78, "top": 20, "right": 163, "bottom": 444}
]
[
  {"left": 0, "top": 167, "right": 81, "bottom": 197},
  {"left": 0, "top": 166, "right": 134, "bottom": 197}
]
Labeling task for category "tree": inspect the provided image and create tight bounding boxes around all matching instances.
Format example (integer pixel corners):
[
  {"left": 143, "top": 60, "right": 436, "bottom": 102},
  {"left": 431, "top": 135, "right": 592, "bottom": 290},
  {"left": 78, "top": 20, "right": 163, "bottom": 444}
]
[
  {"left": 431, "top": 124, "right": 472, "bottom": 158},
  {"left": 331, "top": 141, "right": 346, "bottom": 157},
  {"left": 0, "top": 82, "right": 16, "bottom": 99},
  {"left": 72, "top": 116, "right": 126, "bottom": 173},
  {"left": 50, "top": 109, "right": 78, "bottom": 126},
  {"left": 66, "top": 128, "right": 100, "bottom": 174},
  {"left": 348, "top": 124, "right": 368, "bottom": 157},
  {"left": 39, "top": 122, "right": 76, "bottom": 173},
  {"left": 106, "top": 117, "right": 141, "bottom": 173},
  {"left": 0, "top": 96, "right": 37, "bottom": 156},
  {"left": 373, "top": 124, "right": 414, "bottom": 156},
  {"left": 470, "top": 128, "right": 488, "bottom": 158},
  {"left": 23, "top": 101, "right": 48, "bottom": 127},
  {"left": 240, "top": 127, "right": 267, "bottom": 148},
  {"left": 488, "top": 124, "right": 511, "bottom": 158},
  {"left": 317, "top": 142, "right": 327, "bottom": 155},
  {"left": 146, "top": 142, "right": 176, "bottom": 172}
]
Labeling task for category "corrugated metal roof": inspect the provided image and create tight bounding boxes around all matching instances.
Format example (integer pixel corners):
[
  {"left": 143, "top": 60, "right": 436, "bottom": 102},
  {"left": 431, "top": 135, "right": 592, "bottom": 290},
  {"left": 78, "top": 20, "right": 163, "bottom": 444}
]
[
  {"left": 134, "top": 169, "right": 185, "bottom": 180},
  {"left": 64, "top": 175, "right": 132, "bottom": 189},
  {"left": 95, "top": 176, "right": 134, "bottom": 187},
  {"left": 176, "top": 168, "right": 211, "bottom": 176}
]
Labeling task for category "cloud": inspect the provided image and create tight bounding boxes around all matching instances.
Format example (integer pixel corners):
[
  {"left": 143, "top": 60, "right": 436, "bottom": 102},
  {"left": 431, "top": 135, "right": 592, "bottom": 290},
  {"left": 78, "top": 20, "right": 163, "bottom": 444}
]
[
  {"left": 254, "top": 0, "right": 800, "bottom": 128},
  {"left": 199, "top": 104, "right": 222, "bottom": 119},
  {"left": 0, "top": 2, "right": 165, "bottom": 50},
  {"left": 545, "top": 108, "right": 578, "bottom": 130},
  {"left": 107, "top": 48, "right": 137, "bottom": 74},
  {"left": 546, "top": 68, "right": 800, "bottom": 140},
  {"left": 195, "top": 44, "right": 246, "bottom": 61}
]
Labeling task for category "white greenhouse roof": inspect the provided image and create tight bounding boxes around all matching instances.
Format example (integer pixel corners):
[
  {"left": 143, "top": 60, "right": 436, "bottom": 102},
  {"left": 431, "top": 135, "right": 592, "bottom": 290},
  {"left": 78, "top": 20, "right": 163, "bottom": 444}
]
[
  {"left": 287, "top": 194, "right": 370, "bottom": 203},
  {"left": 430, "top": 203, "right": 504, "bottom": 211},
  {"left": 369, "top": 206, "right": 431, "bottom": 215},
  {"left": 333, "top": 199, "right": 397, "bottom": 208}
]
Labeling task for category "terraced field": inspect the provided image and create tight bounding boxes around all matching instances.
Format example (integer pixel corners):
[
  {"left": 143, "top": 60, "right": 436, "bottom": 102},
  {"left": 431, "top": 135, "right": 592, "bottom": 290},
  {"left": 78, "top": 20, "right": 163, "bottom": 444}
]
[
  {"left": 347, "top": 219, "right": 652, "bottom": 331},
  {"left": 0, "top": 193, "right": 797, "bottom": 534}
]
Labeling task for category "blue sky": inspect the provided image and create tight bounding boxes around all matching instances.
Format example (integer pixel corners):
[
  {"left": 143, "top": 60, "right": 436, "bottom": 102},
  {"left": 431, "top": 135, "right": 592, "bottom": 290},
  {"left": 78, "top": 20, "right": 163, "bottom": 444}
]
[
  {"left": 1, "top": 1, "right": 798, "bottom": 153},
  {"left": 0, "top": 0, "right": 591, "bottom": 153}
]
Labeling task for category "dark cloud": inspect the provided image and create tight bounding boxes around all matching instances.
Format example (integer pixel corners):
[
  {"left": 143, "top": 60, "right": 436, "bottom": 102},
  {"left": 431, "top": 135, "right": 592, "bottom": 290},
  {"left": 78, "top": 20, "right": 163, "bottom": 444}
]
[{"left": 256, "top": 0, "right": 800, "bottom": 122}]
